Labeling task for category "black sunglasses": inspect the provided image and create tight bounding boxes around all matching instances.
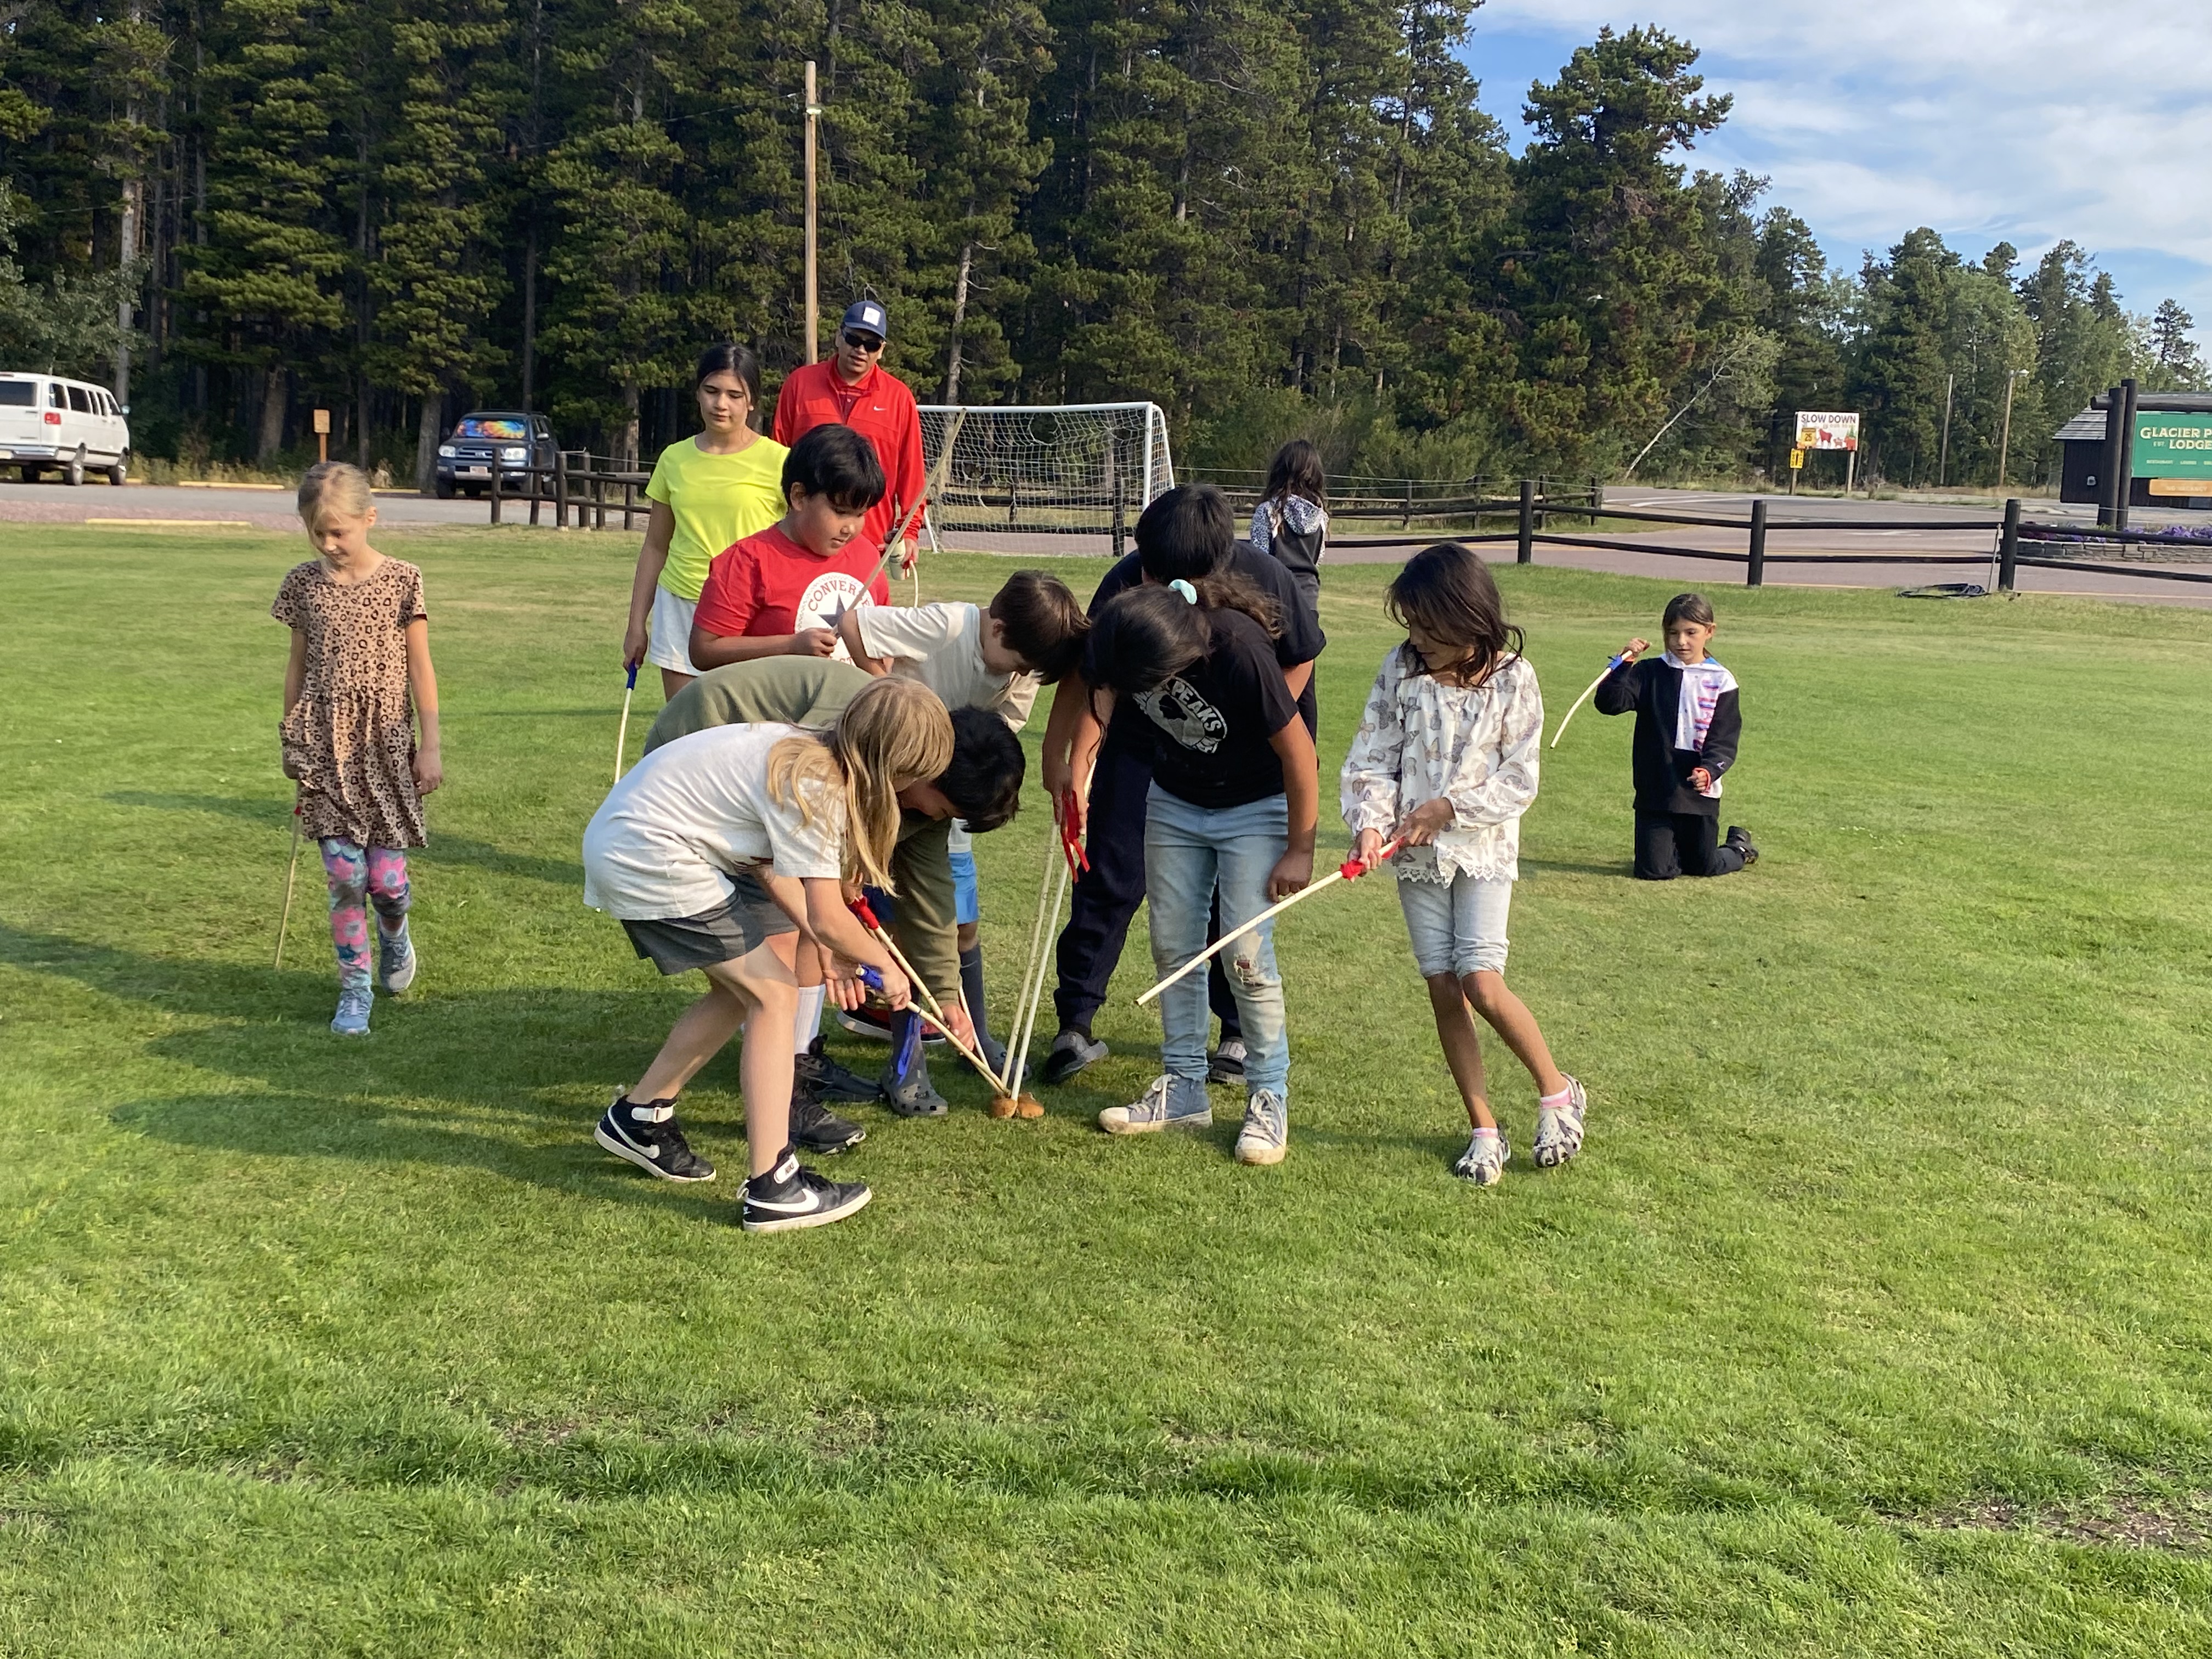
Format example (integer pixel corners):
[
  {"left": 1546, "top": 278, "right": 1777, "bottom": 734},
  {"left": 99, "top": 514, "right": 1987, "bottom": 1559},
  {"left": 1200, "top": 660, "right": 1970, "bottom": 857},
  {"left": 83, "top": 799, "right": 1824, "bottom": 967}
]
[{"left": 841, "top": 331, "right": 885, "bottom": 353}]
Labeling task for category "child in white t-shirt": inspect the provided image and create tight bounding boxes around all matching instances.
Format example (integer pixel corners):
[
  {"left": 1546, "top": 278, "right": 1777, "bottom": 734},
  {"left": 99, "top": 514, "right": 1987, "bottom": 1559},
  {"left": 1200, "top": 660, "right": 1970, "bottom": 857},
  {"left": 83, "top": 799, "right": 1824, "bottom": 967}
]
[
  {"left": 581, "top": 678, "right": 952, "bottom": 1232},
  {"left": 838, "top": 572, "right": 1088, "bottom": 1074}
]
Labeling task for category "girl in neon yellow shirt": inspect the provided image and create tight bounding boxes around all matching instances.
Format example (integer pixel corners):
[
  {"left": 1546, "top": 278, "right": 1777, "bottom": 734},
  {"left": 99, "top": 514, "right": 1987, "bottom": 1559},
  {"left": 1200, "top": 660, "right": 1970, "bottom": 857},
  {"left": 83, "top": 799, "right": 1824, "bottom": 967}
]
[{"left": 622, "top": 344, "right": 789, "bottom": 697}]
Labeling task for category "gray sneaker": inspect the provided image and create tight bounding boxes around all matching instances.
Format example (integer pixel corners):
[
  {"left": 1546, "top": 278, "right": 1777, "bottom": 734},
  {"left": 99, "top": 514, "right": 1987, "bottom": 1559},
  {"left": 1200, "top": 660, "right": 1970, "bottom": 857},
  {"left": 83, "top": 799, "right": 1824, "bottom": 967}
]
[
  {"left": 1098, "top": 1074, "right": 1211, "bottom": 1135},
  {"left": 1233, "top": 1087, "right": 1288, "bottom": 1165},
  {"left": 883, "top": 1049, "right": 948, "bottom": 1118},
  {"left": 1531, "top": 1076, "right": 1588, "bottom": 1169},
  {"left": 1042, "top": 1028, "right": 1108, "bottom": 1085},
  {"left": 376, "top": 927, "right": 416, "bottom": 994},
  {"left": 1207, "top": 1037, "right": 1246, "bottom": 1084},
  {"left": 1452, "top": 1129, "right": 1508, "bottom": 1186},
  {"left": 330, "top": 987, "right": 373, "bottom": 1036}
]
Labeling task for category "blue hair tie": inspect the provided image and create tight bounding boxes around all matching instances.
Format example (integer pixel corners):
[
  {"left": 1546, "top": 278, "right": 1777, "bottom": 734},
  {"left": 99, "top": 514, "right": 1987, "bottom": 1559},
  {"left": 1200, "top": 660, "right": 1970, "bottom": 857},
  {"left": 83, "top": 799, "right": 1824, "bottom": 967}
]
[{"left": 1168, "top": 579, "right": 1197, "bottom": 605}]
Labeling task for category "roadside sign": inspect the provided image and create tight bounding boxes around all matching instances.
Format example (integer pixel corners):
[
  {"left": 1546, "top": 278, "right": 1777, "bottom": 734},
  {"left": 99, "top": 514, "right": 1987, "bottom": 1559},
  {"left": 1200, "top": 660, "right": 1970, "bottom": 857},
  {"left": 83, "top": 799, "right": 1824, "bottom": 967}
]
[
  {"left": 1788, "top": 448, "right": 1805, "bottom": 470},
  {"left": 1795, "top": 411, "right": 1859, "bottom": 452},
  {"left": 311, "top": 408, "right": 331, "bottom": 434},
  {"left": 2132, "top": 413, "right": 2212, "bottom": 481}
]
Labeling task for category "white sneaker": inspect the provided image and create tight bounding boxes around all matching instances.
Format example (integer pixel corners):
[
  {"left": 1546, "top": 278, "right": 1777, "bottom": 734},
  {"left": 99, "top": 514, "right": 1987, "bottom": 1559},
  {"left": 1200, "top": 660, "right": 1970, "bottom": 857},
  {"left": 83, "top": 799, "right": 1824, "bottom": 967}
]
[
  {"left": 1452, "top": 1128, "right": 1508, "bottom": 1186},
  {"left": 1233, "top": 1088, "right": 1288, "bottom": 1165},
  {"left": 1532, "top": 1076, "right": 1587, "bottom": 1169}
]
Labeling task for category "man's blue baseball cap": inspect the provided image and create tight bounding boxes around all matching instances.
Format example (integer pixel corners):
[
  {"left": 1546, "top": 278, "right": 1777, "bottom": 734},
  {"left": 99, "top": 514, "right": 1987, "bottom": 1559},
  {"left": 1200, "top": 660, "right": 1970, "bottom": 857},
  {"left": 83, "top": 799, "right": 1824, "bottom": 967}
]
[{"left": 840, "top": 300, "right": 889, "bottom": 341}]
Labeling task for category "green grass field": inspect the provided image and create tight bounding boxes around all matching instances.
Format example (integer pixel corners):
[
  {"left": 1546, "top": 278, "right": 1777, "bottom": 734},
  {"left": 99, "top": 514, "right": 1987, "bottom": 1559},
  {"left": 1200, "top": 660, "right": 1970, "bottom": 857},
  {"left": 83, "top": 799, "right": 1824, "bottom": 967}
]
[{"left": 3, "top": 523, "right": 2210, "bottom": 1656}]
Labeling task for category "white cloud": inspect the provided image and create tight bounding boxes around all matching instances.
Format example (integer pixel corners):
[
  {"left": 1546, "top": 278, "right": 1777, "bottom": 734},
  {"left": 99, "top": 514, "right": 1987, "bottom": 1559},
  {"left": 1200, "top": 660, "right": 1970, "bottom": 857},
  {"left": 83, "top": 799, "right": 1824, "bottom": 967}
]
[{"left": 1471, "top": 0, "right": 2212, "bottom": 332}]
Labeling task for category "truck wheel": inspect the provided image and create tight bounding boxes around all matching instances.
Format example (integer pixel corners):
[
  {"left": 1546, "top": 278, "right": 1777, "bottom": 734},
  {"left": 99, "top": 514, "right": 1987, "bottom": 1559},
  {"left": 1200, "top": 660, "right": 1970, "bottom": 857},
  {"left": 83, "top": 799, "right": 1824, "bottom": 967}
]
[
  {"left": 433, "top": 477, "right": 456, "bottom": 500},
  {"left": 62, "top": 452, "right": 84, "bottom": 487}
]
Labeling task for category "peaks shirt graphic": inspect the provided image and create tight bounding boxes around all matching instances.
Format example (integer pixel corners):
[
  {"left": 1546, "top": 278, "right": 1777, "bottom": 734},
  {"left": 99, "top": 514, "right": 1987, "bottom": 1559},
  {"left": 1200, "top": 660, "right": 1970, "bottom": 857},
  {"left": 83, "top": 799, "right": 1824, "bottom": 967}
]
[
  {"left": 1134, "top": 676, "right": 1228, "bottom": 753},
  {"left": 691, "top": 524, "right": 890, "bottom": 650}
]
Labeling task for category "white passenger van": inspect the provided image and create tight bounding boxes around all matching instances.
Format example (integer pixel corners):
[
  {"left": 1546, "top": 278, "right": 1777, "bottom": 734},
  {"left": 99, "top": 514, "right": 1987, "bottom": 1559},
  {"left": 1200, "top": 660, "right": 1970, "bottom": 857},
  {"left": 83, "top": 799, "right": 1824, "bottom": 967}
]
[{"left": 0, "top": 371, "right": 132, "bottom": 484}]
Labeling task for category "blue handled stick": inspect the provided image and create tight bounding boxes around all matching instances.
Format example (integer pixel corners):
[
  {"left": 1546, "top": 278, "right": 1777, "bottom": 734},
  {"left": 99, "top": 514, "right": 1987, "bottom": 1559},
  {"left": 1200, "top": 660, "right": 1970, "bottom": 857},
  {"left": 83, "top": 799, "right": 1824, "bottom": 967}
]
[
  {"left": 1549, "top": 652, "right": 1628, "bottom": 749},
  {"left": 613, "top": 662, "right": 639, "bottom": 784},
  {"left": 854, "top": 965, "right": 998, "bottom": 1082}
]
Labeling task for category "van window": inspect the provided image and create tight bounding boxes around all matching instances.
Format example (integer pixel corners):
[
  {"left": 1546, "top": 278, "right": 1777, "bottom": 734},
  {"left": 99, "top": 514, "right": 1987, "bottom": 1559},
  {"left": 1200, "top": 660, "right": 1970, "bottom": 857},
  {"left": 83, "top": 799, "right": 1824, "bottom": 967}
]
[
  {"left": 65, "top": 386, "right": 91, "bottom": 413},
  {"left": 99, "top": 392, "right": 116, "bottom": 416},
  {"left": 48, "top": 383, "right": 64, "bottom": 407},
  {"left": 0, "top": 382, "right": 35, "bottom": 407}
]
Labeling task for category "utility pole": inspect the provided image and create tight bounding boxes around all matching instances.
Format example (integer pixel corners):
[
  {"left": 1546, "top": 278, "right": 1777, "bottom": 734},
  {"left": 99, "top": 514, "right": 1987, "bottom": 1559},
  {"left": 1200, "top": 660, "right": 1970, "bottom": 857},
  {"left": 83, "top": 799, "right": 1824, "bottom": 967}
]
[
  {"left": 803, "top": 61, "right": 820, "bottom": 364},
  {"left": 114, "top": 0, "right": 144, "bottom": 410},
  {"left": 1937, "top": 372, "right": 1954, "bottom": 488},
  {"left": 1996, "top": 369, "right": 2021, "bottom": 488}
]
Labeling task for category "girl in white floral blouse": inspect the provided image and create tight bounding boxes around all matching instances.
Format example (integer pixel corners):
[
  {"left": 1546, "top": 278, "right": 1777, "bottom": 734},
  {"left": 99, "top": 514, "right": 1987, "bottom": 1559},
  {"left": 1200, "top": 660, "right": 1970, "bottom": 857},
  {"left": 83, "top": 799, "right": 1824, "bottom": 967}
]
[{"left": 1339, "top": 543, "right": 1584, "bottom": 1186}]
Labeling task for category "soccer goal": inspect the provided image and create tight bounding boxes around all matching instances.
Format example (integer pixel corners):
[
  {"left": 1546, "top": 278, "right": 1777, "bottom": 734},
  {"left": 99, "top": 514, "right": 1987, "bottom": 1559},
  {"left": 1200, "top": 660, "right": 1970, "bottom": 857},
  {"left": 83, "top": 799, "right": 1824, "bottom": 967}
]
[{"left": 916, "top": 402, "right": 1174, "bottom": 552}]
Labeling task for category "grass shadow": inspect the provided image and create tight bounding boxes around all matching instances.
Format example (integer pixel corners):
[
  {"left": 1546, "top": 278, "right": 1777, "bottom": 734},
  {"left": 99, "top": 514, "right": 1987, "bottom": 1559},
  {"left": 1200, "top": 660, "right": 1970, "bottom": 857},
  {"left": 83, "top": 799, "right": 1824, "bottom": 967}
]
[
  {"left": 104, "top": 789, "right": 584, "bottom": 888},
  {"left": 1519, "top": 856, "right": 1637, "bottom": 879},
  {"left": 0, "top": 922, "right": 907, "bottom": 1211}
]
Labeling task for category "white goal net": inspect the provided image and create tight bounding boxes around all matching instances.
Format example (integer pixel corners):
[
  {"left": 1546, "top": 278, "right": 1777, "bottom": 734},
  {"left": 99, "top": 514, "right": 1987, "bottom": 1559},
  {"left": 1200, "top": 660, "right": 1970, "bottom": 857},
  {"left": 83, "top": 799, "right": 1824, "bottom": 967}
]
[{"left": 917, "top": 403, "right": 1174, "bottom": 548}]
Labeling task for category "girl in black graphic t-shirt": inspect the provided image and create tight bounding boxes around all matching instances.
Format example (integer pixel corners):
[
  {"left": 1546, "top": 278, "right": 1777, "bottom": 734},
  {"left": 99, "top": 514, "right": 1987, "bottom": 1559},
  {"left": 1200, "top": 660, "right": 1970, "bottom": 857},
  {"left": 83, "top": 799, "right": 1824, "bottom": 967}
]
[{"left": 1080, "top": 574, "right": 1318, "bottom": 1166}]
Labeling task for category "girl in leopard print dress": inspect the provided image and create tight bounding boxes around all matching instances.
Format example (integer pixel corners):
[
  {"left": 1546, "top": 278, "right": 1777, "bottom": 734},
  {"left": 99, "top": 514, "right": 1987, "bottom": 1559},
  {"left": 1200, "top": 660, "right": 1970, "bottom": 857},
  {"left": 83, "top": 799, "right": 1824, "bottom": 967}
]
[{"left": 273, "top": 462, "right": 443, "bottom": 1035}]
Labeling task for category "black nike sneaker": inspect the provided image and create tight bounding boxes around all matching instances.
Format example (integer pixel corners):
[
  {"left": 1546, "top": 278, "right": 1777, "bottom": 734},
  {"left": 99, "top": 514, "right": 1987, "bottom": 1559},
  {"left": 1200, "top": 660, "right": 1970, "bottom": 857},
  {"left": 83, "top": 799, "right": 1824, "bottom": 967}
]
[
  {"left": 594, "top": 1094, "right": 715, "bottom": 1182},
  {"left": 789, "top": 1084, "right": 866, "bottom": 1154},
  {"left": 797, "top": 1034, "right": 883, "bottom": 1103},
  {"left": 741, "top": 1144, "right": 873, "bottom": 1233},
  {"left": 1725, "top": 825, "right": 1759, "bottom": 868}
]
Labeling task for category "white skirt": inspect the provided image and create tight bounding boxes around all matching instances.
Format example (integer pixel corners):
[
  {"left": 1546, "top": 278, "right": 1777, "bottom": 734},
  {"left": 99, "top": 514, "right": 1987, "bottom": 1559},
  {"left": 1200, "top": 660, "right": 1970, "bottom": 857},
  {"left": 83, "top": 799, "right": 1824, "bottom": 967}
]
[{"left": 647, "top": 584, "right": 701, "bottom": 676}]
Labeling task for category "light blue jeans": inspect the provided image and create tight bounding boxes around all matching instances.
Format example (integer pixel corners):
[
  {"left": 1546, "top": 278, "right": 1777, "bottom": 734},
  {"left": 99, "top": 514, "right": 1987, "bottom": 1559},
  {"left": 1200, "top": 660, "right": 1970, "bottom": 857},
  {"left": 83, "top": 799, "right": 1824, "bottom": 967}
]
[{"left": 1144, "top": 785, "right": 1290, "bottom": 1097}]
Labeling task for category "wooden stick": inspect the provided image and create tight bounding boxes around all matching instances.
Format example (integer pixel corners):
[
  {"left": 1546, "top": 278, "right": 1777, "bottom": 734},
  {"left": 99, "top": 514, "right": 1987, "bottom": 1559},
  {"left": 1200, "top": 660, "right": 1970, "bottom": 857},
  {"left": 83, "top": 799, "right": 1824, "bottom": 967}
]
[
  {"left": 274, "top": 800, "right": 303, "bottom": 969},
  {"left": 613, "top": 662, "right": 638, "bottom": 782},
  {"left": 1549, "top": 653, "right": 1627, "bottom": 749},
  {"left": 856, "top": 909, "right": 1003, "bottom": 1088},
  {"left": 1007, "top": 852, "right": 1068, "bottom": 1102},
  {"left": 1133, "top": 839, "right": 1402, "bottom": 1008},
  {"left": 1004, "top": 829, "right": 1061, "bottom": 1100},
  {"left": 869, "top": 407, "right": 967, "bottom": 586}
]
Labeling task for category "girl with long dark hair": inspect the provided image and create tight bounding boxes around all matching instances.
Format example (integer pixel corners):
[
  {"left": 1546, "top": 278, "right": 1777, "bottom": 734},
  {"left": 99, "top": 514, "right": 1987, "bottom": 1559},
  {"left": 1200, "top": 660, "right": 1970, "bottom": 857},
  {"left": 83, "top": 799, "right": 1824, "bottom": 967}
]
[
  {"left": 1340, "top": 542, "right": 1583, "bottom": 1187},
  {"left": 622, "top": 343, "right": 786, "bottom": 697},
  {"left": 1083, "top": 568, "right": 1318, "bottom": 1166}
]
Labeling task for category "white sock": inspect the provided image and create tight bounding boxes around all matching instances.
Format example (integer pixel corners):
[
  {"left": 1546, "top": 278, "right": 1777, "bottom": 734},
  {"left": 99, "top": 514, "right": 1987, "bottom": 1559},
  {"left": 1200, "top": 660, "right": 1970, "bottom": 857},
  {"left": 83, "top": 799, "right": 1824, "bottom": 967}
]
[{"left": 793, "top": 984, "right": 826, "bottom": 1054}]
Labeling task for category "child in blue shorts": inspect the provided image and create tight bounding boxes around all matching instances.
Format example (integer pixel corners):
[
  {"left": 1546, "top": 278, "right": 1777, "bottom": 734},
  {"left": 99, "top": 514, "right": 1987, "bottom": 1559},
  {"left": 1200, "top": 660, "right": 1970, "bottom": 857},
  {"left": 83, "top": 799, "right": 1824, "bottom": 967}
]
[{"left": 839, "top": 573, "right": 1088, "bottom": 1075}]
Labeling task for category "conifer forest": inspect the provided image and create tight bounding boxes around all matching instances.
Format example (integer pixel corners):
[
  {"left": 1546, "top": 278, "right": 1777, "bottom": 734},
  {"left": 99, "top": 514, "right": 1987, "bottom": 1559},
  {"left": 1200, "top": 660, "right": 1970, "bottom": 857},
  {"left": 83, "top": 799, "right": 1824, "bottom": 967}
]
[{"left": 1, "top": 0, "right": 2204, "bottom": 484}]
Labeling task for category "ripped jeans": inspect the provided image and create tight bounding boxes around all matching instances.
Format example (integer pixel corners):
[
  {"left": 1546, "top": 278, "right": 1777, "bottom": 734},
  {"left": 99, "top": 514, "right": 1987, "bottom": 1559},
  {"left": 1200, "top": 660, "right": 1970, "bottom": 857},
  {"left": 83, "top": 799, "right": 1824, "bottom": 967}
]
[
  {"left": 320, "top": 839, "right": 410, "bottom": 992},
  {"left": 1143, "top": 785, "right": 1289, "bottom": 1099}
]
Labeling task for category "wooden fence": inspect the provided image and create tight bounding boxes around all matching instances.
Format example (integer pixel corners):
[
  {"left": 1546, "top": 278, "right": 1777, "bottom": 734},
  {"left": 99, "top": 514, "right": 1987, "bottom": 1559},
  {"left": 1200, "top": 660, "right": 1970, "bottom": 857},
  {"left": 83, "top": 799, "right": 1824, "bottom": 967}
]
[{"left": 477, "top": 465, "right": 2211, "bottom": 594}]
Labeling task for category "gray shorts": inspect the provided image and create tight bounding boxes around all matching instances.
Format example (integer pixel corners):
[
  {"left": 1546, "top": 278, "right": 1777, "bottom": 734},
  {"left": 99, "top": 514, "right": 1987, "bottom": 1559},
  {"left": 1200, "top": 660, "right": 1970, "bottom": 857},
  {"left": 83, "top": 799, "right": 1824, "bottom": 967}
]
[{"left": 620, "top": 870, "right": 794, "bottom": 975}]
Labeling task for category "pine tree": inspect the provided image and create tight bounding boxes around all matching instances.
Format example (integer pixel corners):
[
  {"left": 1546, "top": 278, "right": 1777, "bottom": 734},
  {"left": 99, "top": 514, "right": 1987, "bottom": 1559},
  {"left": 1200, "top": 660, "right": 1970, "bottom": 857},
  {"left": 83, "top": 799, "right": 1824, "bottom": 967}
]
[
  {"left": 364, "top": 0, "right": 514, "bottom": 487},
  {"left": 1752, "top": 206, "right": 1844, "bottom": 480},
  {"left": 177, "top": 0, "right": 349, "bottom": 464},
  {"left": 539, "top": 0, "right": 706, "bottom": 461},
  {"left": 1505, "top": 27, "right": 1733, "bottom": 471},
  {"left": 2147, "top": 299, "right": 2207, "bottom": 392},
  {"left": 910, "top": 0, "right": 1051, "bottom": 403},
  {"left": 1851, "top": 229, "right": 1957, "bottom": 484}
]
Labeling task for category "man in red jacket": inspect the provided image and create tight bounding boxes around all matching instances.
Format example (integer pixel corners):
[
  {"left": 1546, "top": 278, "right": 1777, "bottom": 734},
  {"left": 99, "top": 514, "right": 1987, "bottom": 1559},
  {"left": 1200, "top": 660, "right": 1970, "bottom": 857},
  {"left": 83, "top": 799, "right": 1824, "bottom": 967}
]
[{"left": 772, "top": 298, "right": 928, "bottom": 574}]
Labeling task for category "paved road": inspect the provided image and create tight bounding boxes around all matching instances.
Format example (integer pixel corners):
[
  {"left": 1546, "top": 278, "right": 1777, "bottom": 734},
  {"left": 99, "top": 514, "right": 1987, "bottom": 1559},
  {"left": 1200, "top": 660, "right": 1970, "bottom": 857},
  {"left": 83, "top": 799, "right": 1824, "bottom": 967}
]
[
  {"left": 11, "top": 477, "right": 2210, "bottom": 609},
  {"left": 0, "top": 477, "right": 507, "bottom": 531}
]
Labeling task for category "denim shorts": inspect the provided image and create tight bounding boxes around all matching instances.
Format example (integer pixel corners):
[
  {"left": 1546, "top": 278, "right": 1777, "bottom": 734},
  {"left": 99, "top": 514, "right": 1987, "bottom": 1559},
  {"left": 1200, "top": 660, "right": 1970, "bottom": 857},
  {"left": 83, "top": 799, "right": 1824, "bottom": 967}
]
[{"left": 1396, "top": 871, "right": 1512, "bottom": 978}]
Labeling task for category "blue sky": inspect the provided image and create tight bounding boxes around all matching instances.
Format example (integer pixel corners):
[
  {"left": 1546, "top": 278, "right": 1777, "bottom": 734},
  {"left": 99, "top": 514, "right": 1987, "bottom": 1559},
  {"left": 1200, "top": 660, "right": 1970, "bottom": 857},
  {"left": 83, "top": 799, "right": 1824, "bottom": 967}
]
[{"left": 1459, "top": 1, "right": 2212, "bottom": 347}]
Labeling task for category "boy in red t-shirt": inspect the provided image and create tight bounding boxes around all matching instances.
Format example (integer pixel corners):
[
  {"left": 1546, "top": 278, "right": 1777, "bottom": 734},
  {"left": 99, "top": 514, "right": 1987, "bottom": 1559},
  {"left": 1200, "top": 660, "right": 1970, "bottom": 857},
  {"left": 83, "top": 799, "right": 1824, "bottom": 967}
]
[{"left": 690, "top": 424, "right": 890, "bottom": 672}]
